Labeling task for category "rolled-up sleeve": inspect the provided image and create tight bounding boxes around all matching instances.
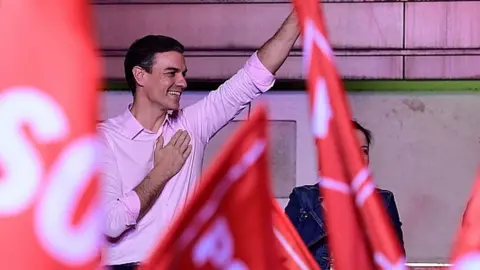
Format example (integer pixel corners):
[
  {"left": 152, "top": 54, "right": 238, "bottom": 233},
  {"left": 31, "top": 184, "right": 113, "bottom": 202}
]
[
  {"left": 183, "top": 52, "right": 275, "bottom": 143},
  {"left": 244, "top": 52, "right": 276, "bottom": 90},
  {"left": 98, "top": 129, "right": 141, "bottom": 238}
]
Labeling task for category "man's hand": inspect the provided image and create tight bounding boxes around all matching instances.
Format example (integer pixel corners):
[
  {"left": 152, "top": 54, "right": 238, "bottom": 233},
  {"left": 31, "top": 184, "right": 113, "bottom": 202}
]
[
  {"left": 152, "top": 129, "right": 192, "bottom": 180},
  {"left": 134, "top": 130, "right": 192, "bottom": 221}
]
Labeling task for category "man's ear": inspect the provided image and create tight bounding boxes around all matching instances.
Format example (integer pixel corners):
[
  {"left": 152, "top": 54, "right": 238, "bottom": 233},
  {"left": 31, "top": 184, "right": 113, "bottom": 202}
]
[{"left": 132, "top": 66, "right": 146, "bottom": 87}]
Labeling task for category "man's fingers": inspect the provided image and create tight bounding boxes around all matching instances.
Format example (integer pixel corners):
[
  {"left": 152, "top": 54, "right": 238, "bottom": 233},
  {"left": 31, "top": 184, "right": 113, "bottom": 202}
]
[
  {"left": 179, "top": 133, "right": 191, "bottom": 153},
  {"left": 156, "top": 136, "right": 164, "bottom": 149},
  {"left": 183, "top": 145, "right": 193, "bottom": 159},
  {"left": 173, "top": 130, "right": 188, "bottom": 148},
  {"left": 174, "top": 130, "right": 189, "bottom": 147},
  {"left": 168, "top": 130, "right": 184, "bottom": 146}
]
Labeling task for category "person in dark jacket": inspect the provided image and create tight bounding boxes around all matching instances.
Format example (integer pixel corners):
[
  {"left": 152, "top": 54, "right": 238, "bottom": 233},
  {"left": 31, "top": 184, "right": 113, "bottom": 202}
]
[{"left": 284, "top": 120, "right": 404, "bottom": 270}]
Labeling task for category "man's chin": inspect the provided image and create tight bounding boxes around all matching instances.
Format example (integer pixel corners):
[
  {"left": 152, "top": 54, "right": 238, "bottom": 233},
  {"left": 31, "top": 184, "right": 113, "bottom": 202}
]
[
  {"left": 156, "top": 97, "right": 180, "bottom": 111},
  {"left": 167, "top": 102, "right": 180, "bottom": 111}
]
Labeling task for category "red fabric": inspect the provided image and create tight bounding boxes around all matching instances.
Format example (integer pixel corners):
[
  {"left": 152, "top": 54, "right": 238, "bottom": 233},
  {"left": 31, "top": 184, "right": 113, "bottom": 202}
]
[
  {"left": 450, "top": 169, "right": 480, "bottom": 269},
  {"left": 0, "top": 1, "right": 101, "bottom": 269},
  {"left": 142, "top": 107, "right": 280, "bottom": 269},
  {"left": 290, "top": 1, "right": 406, "bottom": 269},
  {"left": 272, "top": 199, "right": 320, "bottom": 270}
]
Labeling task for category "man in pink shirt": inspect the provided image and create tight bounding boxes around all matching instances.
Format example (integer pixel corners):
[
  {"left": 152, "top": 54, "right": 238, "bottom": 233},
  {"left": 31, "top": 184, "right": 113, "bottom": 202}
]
[{"left": 99, "top": 11, "right": 299, "bottom": 269}]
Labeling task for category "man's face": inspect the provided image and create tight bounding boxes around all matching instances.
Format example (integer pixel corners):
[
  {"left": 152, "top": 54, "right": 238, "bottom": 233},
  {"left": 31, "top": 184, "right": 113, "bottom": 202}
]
[
  {"left": 142, "top": 51, "right": 187, "bottom": 111},
  {"left": 355, "top": 129, "right": 370, "bottom": 166}
]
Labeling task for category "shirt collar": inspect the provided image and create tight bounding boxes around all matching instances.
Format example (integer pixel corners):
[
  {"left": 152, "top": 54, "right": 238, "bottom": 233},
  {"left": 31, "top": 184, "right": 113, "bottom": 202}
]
[{"left": 118, "top": 104, "right": 172, "bottom": 140}]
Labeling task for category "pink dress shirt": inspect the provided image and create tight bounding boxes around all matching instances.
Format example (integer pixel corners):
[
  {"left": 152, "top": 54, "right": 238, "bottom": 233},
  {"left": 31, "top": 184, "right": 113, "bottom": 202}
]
[{"left": 98, "top": 52, "right": 275, "bottom": 265}]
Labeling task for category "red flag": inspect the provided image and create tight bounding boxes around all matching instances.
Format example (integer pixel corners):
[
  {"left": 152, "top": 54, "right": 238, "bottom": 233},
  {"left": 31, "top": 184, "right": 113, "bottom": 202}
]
[
  {"left": 0, "top": 1, "right": 102, "bottom": 269},
  {"left": 290, "top": 1, "right": 406, "bottom": 269},
  {"left": 142, "top": 106, "right": 281, "bottom": 270},
  {"left": 450, "top": 168, "right": 480, "bottom": 269},
  {"left": 272, "top": 199, "right": 320, "bottom": 270}
]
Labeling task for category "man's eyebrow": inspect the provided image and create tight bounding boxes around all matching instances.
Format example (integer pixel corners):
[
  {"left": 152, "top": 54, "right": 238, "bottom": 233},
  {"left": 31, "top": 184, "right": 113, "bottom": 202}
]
[{"left": 164, "top": 67, "right": 187, "bottom": 74}]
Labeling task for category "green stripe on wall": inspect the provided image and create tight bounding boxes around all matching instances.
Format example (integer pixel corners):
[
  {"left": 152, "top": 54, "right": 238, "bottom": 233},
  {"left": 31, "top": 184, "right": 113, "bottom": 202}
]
[
  {"left": 105, "top": 80, "right": 480, "bottom": 92},
  {"left": 344, "top": 80, "right": 480, "bottom": 92}
]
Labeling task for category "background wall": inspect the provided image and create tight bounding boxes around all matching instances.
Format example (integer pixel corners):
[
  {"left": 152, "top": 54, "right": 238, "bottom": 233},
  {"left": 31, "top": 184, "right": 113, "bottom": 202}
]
[
  {"left": 94, "top": 1, "right": 480, "bottom": 81},
  {"left": 100, "top": 91, "right": 480, "bottom": 263}
]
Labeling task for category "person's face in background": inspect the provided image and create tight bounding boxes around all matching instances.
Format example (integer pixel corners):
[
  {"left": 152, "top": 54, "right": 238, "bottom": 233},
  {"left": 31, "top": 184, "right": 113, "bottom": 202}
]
[{"left": 355, "top": 128, "right": 370, "bottom": 166}]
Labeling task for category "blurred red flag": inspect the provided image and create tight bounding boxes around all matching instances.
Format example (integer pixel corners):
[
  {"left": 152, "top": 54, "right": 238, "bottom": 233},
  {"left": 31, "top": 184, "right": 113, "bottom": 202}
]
[
  {"left": 450, "top": 169, "right": 480, "bottom": 269},
  {"left": 290, "top": 1, "right": 406, "bottom": 269},
  {"left": 142, "top": 106, "right": 281, "bottom": 269},
  {"left": 0, "top": 1, "right": 102, "bottom": 269},
  {"left": 272, "top": 199, "right": 320, "bottom": 270}
]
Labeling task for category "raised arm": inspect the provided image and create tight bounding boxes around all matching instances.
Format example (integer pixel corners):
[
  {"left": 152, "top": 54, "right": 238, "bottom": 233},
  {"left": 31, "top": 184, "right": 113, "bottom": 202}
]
[
  {"left": 183, "top": 10, "right": 300, "bottom": 143},
  {"left": 257, "top": 11, "right": 300, "bottom": 75}
]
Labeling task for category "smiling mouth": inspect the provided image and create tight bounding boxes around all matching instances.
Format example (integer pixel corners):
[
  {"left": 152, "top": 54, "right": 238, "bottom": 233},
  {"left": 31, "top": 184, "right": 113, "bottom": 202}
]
[{"left": 167, "top": 91, "right": 182, "bottom": 97}]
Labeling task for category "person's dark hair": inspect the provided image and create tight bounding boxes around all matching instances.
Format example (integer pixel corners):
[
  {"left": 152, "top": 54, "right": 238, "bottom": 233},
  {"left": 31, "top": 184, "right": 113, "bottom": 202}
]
[
  {"left": 352, "top": 120, "right": 372, "bottom": 149},
  {"left": 124, "top": 35, "right": 185, "bottom": 95}
]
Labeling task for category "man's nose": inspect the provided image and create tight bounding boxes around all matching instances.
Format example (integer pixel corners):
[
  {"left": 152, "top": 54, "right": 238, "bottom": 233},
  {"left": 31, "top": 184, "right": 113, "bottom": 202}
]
[{"left": 176, "top": 75, "right": 187, "bottom": 89}]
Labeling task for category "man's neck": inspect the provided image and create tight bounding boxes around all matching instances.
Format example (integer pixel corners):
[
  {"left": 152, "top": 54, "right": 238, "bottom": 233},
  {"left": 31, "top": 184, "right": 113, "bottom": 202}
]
[{"left": 130, "top": 97, "right": 167, "bottom": 133}]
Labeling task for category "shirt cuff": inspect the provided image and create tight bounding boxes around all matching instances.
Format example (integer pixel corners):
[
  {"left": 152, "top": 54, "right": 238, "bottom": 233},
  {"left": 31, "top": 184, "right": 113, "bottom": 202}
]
[
  {"left": 120, "top": 190, "right": 141, "bottom": 225},
  {"left": 244, "top": 51, "right": 276, "bottom": 92}
]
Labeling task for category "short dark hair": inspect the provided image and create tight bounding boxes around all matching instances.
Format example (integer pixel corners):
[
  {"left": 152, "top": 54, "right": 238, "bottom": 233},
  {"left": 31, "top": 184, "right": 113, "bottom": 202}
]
[
  {"left": 352, "top": 120, "right": 373, "bottom": 149},
  {"left": 124, "top": 35, "right": 185, "bottom": 95}
]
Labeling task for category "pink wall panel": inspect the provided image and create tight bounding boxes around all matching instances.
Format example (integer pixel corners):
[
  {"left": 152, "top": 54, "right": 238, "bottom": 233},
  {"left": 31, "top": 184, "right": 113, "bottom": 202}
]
[
  {"left": 93, "top": 2, "right": 403, "bottom": 49},
  {"left": 405, "top": 2, "right": 480, "bottom": 48},
  {"left": 104, "top": 54, "right": 403, "bottom": 79},
  {"left": 94, "top": 1, "right": 480, "bottom": 80},
  {"left": 405, "top": 56, "right": 480, "bottom": 79}
]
